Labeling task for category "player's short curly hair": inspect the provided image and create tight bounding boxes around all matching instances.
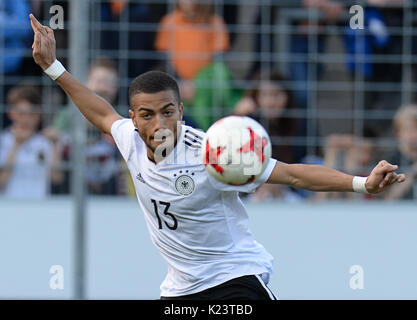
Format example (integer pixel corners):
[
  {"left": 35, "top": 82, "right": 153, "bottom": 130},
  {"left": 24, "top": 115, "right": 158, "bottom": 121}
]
[{"left": 129, "top": 71, "right": 180, "bottom": 105}]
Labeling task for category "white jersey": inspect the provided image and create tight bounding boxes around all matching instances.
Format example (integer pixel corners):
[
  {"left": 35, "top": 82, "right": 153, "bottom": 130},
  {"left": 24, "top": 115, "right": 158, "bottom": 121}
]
[{"left": 111, "top": 118, "right": 277, "bottom": 297}]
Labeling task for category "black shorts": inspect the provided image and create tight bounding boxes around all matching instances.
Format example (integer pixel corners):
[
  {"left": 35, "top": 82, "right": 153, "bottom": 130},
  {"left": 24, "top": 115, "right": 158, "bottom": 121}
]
[{"left": 160, "top": 275, "right": 277, "bottom": 300}]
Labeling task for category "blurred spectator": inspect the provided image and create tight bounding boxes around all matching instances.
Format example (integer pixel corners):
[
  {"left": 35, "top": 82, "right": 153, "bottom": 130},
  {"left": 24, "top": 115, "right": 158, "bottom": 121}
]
[
  {"left": 285, "top": 0, "right": 344, "bottom": 108},
  {"left": 47, "top": 57, "right": 120, "bottom": 134},
  {"left": 180, "top": 62, "right": 243, "bottom": 131},
  {"left": 234, "top": 70, "right": 301, "bottom": 201},
  {"left": 384, "top": 105, "right": 417, "bottom": 200},
  {"left": 0, "top": 85, "right": 62, "bottom": 199},
  {"left": 44, "top": 57, "right": 126, "bottom": 195},
  {"left": 155, "top": 0, "right": 229, "bottom": 81},
  {"left": 311, "top": 131, "right": 378, "bottom": 201},
  {"left": 96, "top": 1, "right": 164, "bottom": 80},
  {"left": 234, "top": 70, "right": 299, "bottom": 164},
  {"left": 84, "top": 58, "right": 123, "bottom": 195},
  {"left": 249, "top": 183, "right": 303, "bottom": 203},
  {"left": 155, "top": 0, "right": 237, "bottom": 131},
  {"left": 344, "top": 0, "right": 405, "bottom": 135},
  {"left": 223, "top": 3, "right": 259, "bottom": 81},
  {"left": 0, "top": 0, "right": 31, "bottom": 75},
  {"left": 254, "top": 0, "right": 343, "bottom": 162}
]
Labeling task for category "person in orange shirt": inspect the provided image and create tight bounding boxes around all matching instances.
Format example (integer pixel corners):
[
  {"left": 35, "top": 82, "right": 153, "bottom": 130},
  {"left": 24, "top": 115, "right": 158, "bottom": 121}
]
[{"left": 155, "top": 0, "right": 230, "bottom": 81}]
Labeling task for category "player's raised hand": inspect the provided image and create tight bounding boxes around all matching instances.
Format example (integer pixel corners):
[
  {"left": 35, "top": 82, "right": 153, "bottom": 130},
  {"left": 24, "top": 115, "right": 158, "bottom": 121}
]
[
  {"left": 29, "top": 13, "right": 56, "bottom": 70},
  {"left": 365, "top": 160, "right": 406, "bottom": 194}
]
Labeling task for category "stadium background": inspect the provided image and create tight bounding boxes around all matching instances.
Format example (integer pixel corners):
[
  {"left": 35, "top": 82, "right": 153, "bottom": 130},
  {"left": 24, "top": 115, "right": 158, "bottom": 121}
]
[{"left": 0, "top": 0, "right": 416, "bottom": 299}]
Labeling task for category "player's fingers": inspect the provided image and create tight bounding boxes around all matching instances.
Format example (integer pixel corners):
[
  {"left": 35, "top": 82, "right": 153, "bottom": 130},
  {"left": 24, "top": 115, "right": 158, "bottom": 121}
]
[
  {"left": 29, "top": 13, "right": 42, "bottom": 29},
  {"left": 33, "top": 32, "right": 41, "bottom": 55},
  {"left": 30, "top": 18, "right": 36, "bottom": 33},
  {"left": 379, "top": 172, "right": 393, "bottom": 188},
  {"left": 29, "top": 14, "right": 47, "bottom": 36},
  {"left": 45, "top": 26, "right": 54, "bottom": 38},
  {"left": 378, "top": 160, "right": 397, "bottom": 169},
  {"left": 35, "top": 31, "right": 41, "bottom": 47},
  {"left": 397, "top": 173, "right": 406, "bottom": 183},
  {"left": 387, "top": 172, "right": 398, "bottom": 186},
  {"left": 377, "top": 162, "right": 398, "bottom": 175},
  {"left": 386, "top": 172, "right": 404, "bottom": 187},
  {"left": 378, "top": 160, "right": 388, "bottom": 167}
]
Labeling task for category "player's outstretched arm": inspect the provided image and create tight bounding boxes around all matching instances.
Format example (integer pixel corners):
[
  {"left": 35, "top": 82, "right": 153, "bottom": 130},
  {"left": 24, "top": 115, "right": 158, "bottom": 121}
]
[
  {"left": 29, "top": 14, "right": 122, "bottom": 134},
  {"left": 267, "top": 160, "right": 406, "bottom": 194}
]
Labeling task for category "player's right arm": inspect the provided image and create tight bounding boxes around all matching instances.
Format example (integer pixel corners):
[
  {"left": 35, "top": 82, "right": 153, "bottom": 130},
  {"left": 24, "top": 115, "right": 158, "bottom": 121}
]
[
  {"left": 54, "top": 72, "right": 122, "bottom": 134},
  {"left": 30, "top": 14, "right": 122, "bottom": 135}
]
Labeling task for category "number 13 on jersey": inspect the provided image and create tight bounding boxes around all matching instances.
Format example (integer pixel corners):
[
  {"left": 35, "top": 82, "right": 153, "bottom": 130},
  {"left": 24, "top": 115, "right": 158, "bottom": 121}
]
[{"left": 151, "top": 199, "right": 178, "bottom": 230}]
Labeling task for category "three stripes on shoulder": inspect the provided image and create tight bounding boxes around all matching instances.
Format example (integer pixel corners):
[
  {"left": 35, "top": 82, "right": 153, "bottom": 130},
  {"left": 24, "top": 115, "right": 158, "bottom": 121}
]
[{"left": 184, "top": 129, "right": 204, "bottom": 149}]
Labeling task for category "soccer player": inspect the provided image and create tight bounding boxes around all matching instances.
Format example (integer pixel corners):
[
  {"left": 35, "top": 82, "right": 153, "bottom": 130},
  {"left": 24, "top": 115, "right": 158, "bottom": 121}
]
[{"left": 29, "top": 14, "right": 405, "bottom": 300}]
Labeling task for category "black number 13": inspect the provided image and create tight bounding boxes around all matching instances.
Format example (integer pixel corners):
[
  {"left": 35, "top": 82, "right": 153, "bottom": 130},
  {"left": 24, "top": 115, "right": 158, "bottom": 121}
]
[{"left": 151, "top": 199, "right": 178, "bottom": 230}]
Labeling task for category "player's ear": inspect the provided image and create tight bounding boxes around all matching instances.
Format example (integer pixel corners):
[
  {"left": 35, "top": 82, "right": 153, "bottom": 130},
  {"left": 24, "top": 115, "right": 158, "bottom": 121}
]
[
  {"left": 129, "top": 108, "right": 138, "bottom": 130},
  {"left": 179, "top": 102, "right": 184, "bottom": 120}
]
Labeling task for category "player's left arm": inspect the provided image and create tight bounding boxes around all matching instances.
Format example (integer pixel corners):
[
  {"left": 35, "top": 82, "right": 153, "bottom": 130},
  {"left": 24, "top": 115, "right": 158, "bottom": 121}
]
[{"left": 266, "top": 159, "right": 406, "bottom": 194}]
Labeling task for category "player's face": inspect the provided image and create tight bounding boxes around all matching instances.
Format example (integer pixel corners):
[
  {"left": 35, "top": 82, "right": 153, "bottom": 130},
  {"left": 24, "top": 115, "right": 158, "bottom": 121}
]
[{"left": 129, "top": 90, "right": 183, "bottom": 158}]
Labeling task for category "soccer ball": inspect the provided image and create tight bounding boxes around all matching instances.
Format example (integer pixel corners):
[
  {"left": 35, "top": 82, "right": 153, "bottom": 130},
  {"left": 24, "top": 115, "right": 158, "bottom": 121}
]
[{"left": 201, "top": 115, "right": 272, "bottom": 185}]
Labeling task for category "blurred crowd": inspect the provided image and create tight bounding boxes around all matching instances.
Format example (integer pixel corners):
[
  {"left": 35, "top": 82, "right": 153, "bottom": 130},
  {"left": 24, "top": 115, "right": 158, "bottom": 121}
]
[{"left": 0, "top": 0, "right": 416, "bottom": 201}]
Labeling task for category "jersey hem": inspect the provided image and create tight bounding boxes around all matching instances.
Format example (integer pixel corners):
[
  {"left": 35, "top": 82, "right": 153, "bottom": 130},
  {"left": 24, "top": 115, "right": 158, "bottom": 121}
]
[{"left": 159, "top": 268, "right": 270, "bottom": 297}]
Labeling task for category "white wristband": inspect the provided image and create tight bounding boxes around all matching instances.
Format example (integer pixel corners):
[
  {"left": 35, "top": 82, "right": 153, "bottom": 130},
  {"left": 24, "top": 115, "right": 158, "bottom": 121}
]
[
  {"left": 44, "top": 60, "right": 66, "bottom": 80},
  {"left": 352, "top": 176, "right": 369, "bottom": 194}
]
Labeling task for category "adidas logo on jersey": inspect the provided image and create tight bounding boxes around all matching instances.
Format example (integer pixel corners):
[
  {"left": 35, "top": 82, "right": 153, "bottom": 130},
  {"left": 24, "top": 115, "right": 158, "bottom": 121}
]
[{"left": 136, "top": 172, "right": 145, "bottom": 183}]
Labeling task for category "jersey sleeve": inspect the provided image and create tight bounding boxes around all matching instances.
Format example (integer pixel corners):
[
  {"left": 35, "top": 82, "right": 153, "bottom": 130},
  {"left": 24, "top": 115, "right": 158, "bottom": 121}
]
[
  {"left": 110, "top": 118, "right": 135, "bottom": 162},
  {"left": 207, "top": 158, "right": 277, "bottom": 193}
]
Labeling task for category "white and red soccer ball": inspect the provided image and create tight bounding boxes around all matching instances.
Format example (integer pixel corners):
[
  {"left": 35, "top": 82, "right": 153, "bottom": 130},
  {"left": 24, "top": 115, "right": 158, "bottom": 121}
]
[{"left": 201, "top": 116, "right": 272, "bottom": 185}]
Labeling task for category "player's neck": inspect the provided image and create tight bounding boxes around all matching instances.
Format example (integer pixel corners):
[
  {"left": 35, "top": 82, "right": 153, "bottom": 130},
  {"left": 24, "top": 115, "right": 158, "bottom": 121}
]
[
  {"left": 147, "top": 126, "right": 182, "bottom": 164},
  {"left": 147, "top": 144, "right": 175, "bottom": 164},
  {"left": 147, "top": 147, "right": 158, "bottom": 164}
]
